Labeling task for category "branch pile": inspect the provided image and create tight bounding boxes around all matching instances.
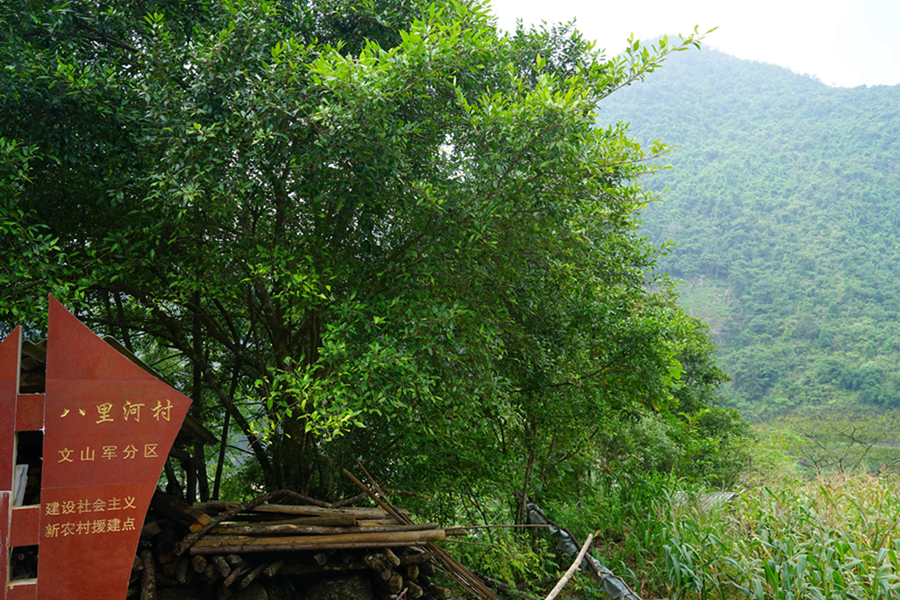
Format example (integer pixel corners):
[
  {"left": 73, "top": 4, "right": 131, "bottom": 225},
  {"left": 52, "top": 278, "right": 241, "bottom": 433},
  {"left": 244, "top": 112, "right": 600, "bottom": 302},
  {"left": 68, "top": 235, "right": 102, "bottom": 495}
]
[{"left": 129, "top": 486, "right": 479, "bottom": 600}]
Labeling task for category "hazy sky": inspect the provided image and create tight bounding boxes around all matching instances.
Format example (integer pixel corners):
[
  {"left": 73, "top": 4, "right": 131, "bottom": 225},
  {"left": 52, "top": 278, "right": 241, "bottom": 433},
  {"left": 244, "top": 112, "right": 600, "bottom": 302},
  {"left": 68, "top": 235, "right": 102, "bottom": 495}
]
[{"left": 488, "top": 0, "right": 900, "bottom": 88}]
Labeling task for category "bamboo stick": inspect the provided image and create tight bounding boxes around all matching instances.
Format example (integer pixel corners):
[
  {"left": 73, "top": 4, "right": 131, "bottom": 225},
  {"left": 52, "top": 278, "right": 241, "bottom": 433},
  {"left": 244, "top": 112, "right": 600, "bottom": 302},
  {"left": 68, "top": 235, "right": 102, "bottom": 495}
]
[
  {"left": 223, "top": 562, "right": 249, "bottom": 587},
  {"left": 220, "top": 514, "right": 360, "bottom": 527},
  {"left": 263, "top": 560, "right": 284, "bottom": 577},
  {"left": 191, "top": 555, "right": 207, "bottom": 573},
  {"left": 344, "top": 466, "right": 500, "bottom": 600},
  {"left": 383, "top": 548, "right": 401, "bottom": 567},
  {"left": 544, "top": 533, "right": 593, "bottom": 600},
  {"left": 192, "top": 529, "right": 447, "bottom": 551},
  {"left": 139, "top": 550, "right": 156, "bottom": 600},
  {"left": 240, "top": 562, "right": 269, "bottom": 588},
  {"left": 195, "top": 501, "right": 399, "bottom": 518},
  {"left": 190, "top": 541, "right": 429, "bottom": 554},
  {"left": 211, "top": 555, "right": 231, "bottom": 578},
  {"left": 209, "top": 522, "right": 438, "bottom": 536}
]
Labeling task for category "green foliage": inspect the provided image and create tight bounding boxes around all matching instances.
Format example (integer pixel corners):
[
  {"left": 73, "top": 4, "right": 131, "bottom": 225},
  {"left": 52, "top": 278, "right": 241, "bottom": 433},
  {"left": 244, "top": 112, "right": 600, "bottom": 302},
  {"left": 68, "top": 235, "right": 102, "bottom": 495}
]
[
  {"left": 772, "top": 411, "right": 900, "bottom": 476},
  {"left": 0, "top": 138, "right": 76, "bottom": 331},
  {"left": 0, "top": 0, "right": 742, "bottom": 507},
  {"left": 552, "top": 472, "right": 900, "bottom": 600},
  {"left": 657, "top": 475, "right": 900, "bottom": 600},
  {"left": 601, "top": 46, "right": 900, "bottom": 420}
]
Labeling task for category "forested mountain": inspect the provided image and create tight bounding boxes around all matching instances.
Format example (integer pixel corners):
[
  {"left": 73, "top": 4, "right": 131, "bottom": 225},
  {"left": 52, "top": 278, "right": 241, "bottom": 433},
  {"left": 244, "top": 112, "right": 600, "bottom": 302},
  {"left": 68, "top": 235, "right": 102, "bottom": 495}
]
[{"left": 602, "top": 46, "right": 900, "bottom": 419}]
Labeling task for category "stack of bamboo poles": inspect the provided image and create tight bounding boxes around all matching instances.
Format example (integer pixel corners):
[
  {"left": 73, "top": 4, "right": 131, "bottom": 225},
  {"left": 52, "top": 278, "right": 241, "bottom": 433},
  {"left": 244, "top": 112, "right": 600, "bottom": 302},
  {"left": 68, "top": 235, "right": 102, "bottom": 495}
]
[
  {"left": 131, "top": 472, "right": 500, "bottom": 600},
  {"left": 187, "top": 501, "right": 453, "bottom": 555},
  {"left": 342, "top": 468, "right": 501, "bottom": 600}
]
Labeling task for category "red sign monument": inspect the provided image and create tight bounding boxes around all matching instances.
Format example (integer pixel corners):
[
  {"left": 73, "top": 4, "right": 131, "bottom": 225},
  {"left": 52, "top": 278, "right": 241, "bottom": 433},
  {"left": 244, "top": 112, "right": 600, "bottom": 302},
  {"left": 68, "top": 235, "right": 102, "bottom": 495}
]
[{"left": 2, "top": 297, "right": 191, "bottom": 600}]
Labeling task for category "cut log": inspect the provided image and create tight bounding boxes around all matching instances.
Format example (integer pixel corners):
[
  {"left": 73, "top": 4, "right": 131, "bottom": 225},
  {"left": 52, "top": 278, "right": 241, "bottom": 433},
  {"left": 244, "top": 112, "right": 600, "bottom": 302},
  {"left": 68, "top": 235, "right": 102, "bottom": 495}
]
[
  {"left": 175, "top": 556, "right": 190, "bottom": 584},
  {"left": 177, "top": 489, "right": 411, "bottom": 556},
  {"left": 201, "top": 565, "right": 218, "bottom": 586},
  {"left": 342, "top": 467, "right": 499, "bottom": 600},
  {"left": 152, "top": 489, "right": 212, "bottom": 533},
  {"left": 156, "top": 526, "right": 179, "bottom": 564},
  {"left": 191, "top": 555, "right": 207, "bottom": 573},
  {"left": 407, "top": 581, "right": 424, "bottom": 599},
  {"left": 254, "top": 514, "right": 360, "bottom": 527},
  {"left": 141, "top": 521, "right": 162, "bottom": 539},
  {"left": 357, "top": 519, "right": 405, "bottom": 527},
  {"left": 400, "top": 550, "right": 433, "bottom": 565},
  {"left": 211, "top": 555, "right": 231, "bottom": 578},
  {"left": 429, "top": 585, "right": 452, "bottom": 598},
  {"left": 241, "top": 561, "right": 270, "bottom": 588},
  {"left": 223, "top": 562, "right": 250, "bottom": 587},
  {"left": 140, "top": 550, "right": 157, "bottom": 600},
  {"left": 383, "top": 548, "right": 401, "bottom": 567},
  {"left": 263, "top": 560, "right": 284, "bottom": 577},
  {"left": 387, "top": 572, "right": 403, "bottom": 594},
  {"left": 363, "top": 552, "right": 389, "bottom": 573}
]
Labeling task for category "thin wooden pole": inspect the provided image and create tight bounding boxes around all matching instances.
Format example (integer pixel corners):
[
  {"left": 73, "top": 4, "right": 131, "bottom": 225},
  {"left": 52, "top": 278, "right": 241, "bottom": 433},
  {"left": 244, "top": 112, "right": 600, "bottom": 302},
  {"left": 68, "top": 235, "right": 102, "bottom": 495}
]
[
  {"left": 343, "top": 467, "right": 501, "bottom": 600},
  {"left": 544, "top": 533, "right": 593, "bottom": 600}
]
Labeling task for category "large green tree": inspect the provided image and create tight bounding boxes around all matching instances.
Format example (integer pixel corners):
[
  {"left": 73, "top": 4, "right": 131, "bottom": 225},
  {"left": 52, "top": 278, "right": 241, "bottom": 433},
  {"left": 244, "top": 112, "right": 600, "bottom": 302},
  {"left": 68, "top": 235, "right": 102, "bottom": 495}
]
[{"left": 1, "top": 0, "right": 735, "bottom": 500}]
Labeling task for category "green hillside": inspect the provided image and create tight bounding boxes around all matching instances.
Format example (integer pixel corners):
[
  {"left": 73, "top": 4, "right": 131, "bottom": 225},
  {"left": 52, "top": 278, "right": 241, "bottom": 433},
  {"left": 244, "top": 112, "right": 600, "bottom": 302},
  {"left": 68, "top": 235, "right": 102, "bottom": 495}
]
[{"left": 602, "top": 47, "right": 900, "bottom": 419}]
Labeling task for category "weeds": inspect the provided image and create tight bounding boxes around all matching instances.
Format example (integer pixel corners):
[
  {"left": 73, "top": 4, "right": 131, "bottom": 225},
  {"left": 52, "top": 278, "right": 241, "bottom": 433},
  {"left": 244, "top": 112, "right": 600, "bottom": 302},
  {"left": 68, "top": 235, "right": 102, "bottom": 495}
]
[
  {"left": 453, "top": 473, "right": 900, "bottom": 599},
  {"left": 646, "top": 474, "right": 900, "bottom": 599}
]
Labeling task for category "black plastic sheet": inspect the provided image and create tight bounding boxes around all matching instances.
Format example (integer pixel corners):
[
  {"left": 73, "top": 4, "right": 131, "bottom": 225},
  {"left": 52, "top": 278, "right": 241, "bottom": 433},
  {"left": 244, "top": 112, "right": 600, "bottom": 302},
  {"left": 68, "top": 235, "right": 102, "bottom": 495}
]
[{"left": 525, "top": 503, "right": 641, "bottom": 600}]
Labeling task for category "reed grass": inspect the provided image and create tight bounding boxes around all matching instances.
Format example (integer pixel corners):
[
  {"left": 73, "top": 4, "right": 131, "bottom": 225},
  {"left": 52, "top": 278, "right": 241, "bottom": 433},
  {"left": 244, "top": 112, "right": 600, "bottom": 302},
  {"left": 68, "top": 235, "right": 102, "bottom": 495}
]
[{"left": 644, "top": 474, "right": 900, "bottom": 599}]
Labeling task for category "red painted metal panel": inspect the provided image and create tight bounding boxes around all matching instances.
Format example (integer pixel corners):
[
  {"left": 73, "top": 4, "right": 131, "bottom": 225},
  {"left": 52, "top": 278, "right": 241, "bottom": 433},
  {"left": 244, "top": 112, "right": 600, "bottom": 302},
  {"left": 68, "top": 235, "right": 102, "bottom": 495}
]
[
  {"left": 36, "top": 481, "right": 157, "bottom": 600},
  {"left": 9, "top": 507, "right": 40, "bottom": 548},
  {"left": 1, "top": 491, "right": 9, "bottom": 600},
  {"left": 2, "top": 329, "right": 18, "bottom": 600},
  {"left": 42, "top": 378, "right": 185, "bottom": 488},
  {"left": 6, "top": 582, "right": 37, "bottom": 600},
  {"left": 1, "top": 327, "right": 20, "bottom": 492},
  {"left": 15, "top": 396, "right": 43, "bottom": 433},
  {"left": 37, "top": 297, "right": 191, "bottom": 600}
]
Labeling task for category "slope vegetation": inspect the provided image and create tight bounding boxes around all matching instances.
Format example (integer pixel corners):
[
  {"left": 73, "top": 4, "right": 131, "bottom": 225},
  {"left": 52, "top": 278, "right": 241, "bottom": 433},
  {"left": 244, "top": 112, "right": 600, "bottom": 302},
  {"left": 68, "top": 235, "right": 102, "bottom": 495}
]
[{"left": 603, "top": 47, "right": 900, "bottom": 418}]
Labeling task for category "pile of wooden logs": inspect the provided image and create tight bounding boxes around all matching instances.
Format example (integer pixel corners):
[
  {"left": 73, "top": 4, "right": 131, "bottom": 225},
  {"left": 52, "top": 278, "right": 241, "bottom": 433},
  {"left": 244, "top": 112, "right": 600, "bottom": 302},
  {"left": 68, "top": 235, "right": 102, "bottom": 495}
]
[
  {"left": 188, "top": 500, "right": 454, "bottom": 556},
  {"left": 130, "top": 489, "right": 464, "bottom": 600}
]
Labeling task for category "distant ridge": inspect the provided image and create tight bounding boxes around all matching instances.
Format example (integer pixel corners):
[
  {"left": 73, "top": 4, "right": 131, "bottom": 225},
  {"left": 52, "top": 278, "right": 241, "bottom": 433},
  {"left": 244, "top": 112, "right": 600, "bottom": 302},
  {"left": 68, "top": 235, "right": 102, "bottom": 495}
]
[{"left": 601, "top": 46, "right": 900, "bottom": 419}]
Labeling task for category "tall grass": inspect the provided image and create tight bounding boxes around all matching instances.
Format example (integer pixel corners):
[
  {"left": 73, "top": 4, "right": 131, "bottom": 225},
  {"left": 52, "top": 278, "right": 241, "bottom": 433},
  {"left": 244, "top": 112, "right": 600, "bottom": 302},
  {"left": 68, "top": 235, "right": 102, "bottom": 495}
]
[
  {"left": 452, "top": 467, "right": 900, "bottom": 599},
  {"left": 653, "top": 475, "right": 900, "bottom": 599}
]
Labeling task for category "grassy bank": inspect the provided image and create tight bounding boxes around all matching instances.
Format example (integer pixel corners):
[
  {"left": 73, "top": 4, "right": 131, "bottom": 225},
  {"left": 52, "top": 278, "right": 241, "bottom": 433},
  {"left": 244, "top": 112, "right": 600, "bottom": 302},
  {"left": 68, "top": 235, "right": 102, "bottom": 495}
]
[{"left": 569, "top": 474, "right": 900, "bottom": 599}]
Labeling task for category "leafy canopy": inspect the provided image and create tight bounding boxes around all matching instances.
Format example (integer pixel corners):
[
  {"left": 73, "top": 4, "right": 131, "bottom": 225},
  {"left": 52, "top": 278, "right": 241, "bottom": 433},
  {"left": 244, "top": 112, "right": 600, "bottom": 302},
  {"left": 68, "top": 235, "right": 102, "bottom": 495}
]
[{"left": 0, "top": 0, "right": 741, "bottom": 499}]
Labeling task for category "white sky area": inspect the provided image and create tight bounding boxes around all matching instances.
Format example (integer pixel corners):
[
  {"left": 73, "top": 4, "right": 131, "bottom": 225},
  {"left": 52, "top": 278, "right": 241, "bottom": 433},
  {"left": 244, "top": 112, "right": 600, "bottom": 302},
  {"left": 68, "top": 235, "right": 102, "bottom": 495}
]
[{"left": 487, "top": 0, "right": 900, "bottom": 88}]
